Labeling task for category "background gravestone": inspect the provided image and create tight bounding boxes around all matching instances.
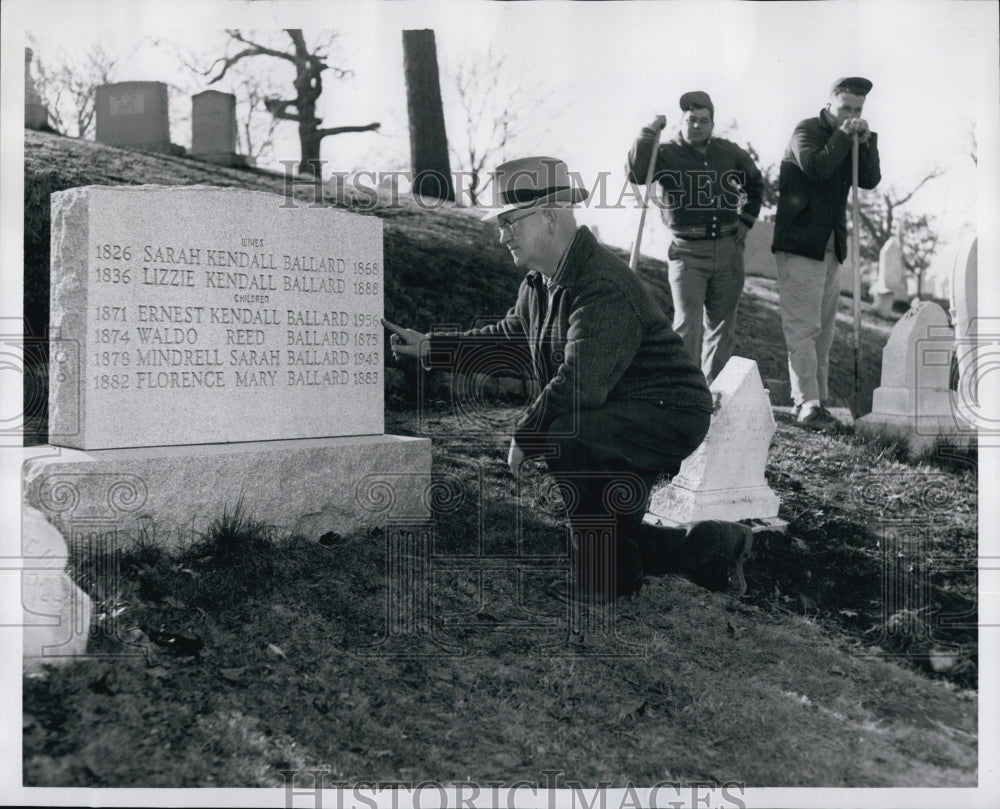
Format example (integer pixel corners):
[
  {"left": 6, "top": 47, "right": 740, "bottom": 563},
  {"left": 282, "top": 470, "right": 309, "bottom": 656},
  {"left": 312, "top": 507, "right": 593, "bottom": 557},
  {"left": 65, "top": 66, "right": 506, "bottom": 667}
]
[
  {"left": 24, "top": 185, "right": 431, "bottom": 547},
  {"left": 25, "top": 48, "right": 49, "bottom": 130},
  {"left": 871, "top": 238, "right": 907, "bottom": 317},
  {"left": 743, "top": 220, "right": 777, "bottom": 279},
  {"left": 191, "top": 90, "right": 241, "bottom": 166},
  {"left": 856, "top": 301, "right": 967, "bottom": 454},
  {"left": 95, "top": 82, "right": 171, "bottom": 153}
]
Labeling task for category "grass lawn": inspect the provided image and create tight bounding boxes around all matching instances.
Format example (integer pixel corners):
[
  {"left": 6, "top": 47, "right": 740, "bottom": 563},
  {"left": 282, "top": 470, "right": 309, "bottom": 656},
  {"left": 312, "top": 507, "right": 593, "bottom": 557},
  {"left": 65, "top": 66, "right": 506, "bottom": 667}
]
[{"left": 23, "top": 406, "right": 977, "bottom": 788}]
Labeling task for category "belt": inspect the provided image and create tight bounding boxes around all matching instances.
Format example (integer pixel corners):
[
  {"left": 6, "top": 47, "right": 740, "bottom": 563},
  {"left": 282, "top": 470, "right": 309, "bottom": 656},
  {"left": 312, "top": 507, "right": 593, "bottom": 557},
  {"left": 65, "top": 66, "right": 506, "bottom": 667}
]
[{"left": 670, "top": 224, "right": 738, "bottom": 241}]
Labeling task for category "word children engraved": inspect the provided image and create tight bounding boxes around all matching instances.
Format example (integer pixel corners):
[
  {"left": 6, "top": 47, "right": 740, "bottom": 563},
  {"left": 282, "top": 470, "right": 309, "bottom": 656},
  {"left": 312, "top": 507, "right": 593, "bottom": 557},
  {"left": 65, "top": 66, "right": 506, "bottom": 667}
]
[{"left": 50, "top": 186, "right": 384, "bottom": 449}]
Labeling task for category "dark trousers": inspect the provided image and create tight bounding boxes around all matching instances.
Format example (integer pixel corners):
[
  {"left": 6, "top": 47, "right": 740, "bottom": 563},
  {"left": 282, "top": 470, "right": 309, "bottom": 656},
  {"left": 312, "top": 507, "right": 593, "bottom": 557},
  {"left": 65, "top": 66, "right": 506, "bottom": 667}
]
[{"left": 542, "top": 400, "right": 711, "bottom": 596}]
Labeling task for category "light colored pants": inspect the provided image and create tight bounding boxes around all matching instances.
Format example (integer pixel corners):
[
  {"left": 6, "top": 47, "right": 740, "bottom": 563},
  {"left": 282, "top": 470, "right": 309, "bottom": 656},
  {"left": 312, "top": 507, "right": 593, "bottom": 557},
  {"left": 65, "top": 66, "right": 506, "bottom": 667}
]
[
  {"left": 667, "top": 236, "right": 745, "bottom": 384},
  {"left": 775, "top": 245, "right": 842, "bottom": 406}
]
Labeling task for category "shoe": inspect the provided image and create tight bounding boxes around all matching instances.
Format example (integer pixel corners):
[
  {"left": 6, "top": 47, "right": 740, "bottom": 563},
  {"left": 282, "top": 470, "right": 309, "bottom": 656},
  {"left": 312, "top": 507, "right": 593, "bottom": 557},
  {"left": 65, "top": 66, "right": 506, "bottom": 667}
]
[
  {"left": 723, "top": 523, "right": 753, "bottom": 598},
  {"left": 798, "top": 403, "right": 838, "bottom": 431},
  {"left": 686, "top": 521, "right": 753, "bottom": 598}
]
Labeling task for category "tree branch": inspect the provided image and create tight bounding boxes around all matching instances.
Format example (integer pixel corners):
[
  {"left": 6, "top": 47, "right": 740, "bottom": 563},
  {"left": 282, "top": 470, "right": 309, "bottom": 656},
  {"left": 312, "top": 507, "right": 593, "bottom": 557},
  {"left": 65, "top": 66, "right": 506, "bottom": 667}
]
[
  {"left": 315, "top": 122, "right": 381, "bottom": 138},
  {"left": 891, "top": 169, "right": 944, "bottom": 208}
]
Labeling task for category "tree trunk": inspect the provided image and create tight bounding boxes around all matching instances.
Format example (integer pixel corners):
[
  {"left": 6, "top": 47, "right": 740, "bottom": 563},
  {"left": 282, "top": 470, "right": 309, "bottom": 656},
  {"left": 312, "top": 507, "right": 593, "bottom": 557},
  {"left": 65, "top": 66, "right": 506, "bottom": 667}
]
[
  {"left": 299, "top": 125, "right": 322, "bottom": 176},
  {"left": 402, "top": 29, "right": 455, "bottom": 201}
]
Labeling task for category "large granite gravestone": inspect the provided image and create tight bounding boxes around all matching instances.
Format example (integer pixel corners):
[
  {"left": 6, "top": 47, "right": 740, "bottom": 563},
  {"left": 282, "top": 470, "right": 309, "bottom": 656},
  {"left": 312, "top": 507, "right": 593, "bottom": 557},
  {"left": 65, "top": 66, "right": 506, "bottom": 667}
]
[
  {"left": 24, "top": 186, "right": 431, "bottom": 547},
  {"left": 95, "top": 82, "right": 171, "bottom": 153},
  {"left": 191, "top": 90, "right": 241, "bottom": 167},
  {"left": 856, "top": 301, "right": 968, "bottom": 454},
  {"left": 646, "top": 357, "right": 783, "bottom": 529},
  {"left": 871, "top": 238, "right": 907, "bottom": 317}
]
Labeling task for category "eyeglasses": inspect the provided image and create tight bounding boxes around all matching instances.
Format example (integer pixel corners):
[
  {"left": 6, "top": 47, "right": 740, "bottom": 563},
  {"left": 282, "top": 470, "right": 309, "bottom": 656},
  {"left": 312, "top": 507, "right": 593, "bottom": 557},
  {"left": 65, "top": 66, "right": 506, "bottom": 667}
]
[{"left": 497, "top": 208, "right": 537, "bottom": 237}]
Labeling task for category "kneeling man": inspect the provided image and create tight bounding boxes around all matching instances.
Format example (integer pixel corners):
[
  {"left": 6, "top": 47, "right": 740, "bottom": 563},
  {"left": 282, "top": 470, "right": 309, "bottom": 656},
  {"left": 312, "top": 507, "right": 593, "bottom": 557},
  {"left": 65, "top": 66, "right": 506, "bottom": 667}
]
[{"left": 385, "top": 156, "right": 752, "bottom": 602}]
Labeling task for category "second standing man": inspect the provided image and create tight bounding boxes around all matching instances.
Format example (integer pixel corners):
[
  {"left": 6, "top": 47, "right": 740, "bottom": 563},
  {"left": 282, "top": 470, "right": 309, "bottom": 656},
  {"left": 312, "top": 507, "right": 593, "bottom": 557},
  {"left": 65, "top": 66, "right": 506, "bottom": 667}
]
[{"left": 627, "top": 91, "right": 764, "bottom": 384}]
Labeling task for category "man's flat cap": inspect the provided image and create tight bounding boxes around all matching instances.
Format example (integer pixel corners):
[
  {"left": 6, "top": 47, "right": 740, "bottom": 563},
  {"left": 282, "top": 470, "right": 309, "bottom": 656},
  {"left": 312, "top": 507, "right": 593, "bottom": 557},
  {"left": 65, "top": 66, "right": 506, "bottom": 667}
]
[
  {"left": 830, "top": 76, "right": 873, "bottom": 95},
  {"left": 679, "top": 90, "right": 714, "bottom": 117}
]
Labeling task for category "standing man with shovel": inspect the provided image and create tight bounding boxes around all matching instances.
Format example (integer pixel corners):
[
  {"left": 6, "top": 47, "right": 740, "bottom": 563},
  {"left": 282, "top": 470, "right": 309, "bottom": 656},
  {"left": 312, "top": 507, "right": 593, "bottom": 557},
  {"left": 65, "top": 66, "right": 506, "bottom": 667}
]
[
  {"left": 627, "top": 91, "right": 764, "bottom": 384},
  {"left": 771, "top": 77, "right": 881, "bottom": 430}
]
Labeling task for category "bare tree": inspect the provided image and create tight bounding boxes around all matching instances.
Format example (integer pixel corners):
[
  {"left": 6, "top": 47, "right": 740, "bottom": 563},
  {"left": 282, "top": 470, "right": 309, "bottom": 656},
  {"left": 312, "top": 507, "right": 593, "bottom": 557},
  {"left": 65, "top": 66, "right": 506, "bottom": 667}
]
[
  {"left": 29, "top": 35, "right": 124, "bottom": 137},
  {"left": 444, "top": 48, "right": 559, "bottom": 206},
  {"left": 205, "top": 29, "right": 380, "bottom": 176},
  {"left": 855, "top": 169, "right": 945, "bottom": 297}
]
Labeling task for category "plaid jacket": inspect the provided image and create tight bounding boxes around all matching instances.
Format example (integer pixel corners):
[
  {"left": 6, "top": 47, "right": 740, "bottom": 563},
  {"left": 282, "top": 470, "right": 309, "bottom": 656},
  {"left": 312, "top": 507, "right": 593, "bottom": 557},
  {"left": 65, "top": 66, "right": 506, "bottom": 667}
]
[{"left": 426, "top": 227, "right": 712, "bottom": 455}]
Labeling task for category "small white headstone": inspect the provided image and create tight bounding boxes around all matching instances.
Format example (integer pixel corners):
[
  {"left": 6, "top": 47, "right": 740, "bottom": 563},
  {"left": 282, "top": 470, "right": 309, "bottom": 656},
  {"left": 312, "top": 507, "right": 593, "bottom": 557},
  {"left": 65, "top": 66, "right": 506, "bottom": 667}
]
[
  {"left": 872, "top": 238, "right": 907, "bottom": 302},
  {"left": 856, "top": 301, "right": 967, "bottom": 453},
  {"left": 647, "top": 357, "right": 781, "bottom": 526},
  {"left": 22, "top": 507, "right": 92, "bottom": 674}
]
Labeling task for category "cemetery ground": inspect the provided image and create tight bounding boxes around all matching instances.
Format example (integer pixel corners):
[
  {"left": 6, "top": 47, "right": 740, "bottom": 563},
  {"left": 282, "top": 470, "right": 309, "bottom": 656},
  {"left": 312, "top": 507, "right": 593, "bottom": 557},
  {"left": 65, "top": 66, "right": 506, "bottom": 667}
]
[{"left": 22, "top": 130, "right": 978, "bottom": 787}]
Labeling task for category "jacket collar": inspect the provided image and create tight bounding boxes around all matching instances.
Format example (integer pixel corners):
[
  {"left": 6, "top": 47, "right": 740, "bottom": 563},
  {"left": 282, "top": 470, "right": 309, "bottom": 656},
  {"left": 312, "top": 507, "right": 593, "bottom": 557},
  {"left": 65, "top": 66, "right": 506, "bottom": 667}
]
[
  {"left": 539, "top": 226, "right": 594, "bottom": 289},
  {"left": 671, "top": 132, "right": 712, "bottom": 154},
  {"left": 819, "top": 108, "right": 836, "bottom": 132}
]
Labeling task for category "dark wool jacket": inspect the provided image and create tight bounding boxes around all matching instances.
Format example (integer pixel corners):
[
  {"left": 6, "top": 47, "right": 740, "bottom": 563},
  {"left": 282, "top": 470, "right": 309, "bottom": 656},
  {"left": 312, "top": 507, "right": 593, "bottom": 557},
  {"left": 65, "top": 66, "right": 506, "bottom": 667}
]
[
  {"left": 626, "top": 128, "right": 765, "bottom": 235},
  {"left": 771, "top": 109, "right": 881, "bottom": 263},
  {"left": 426, "top": 227, "right": 713, "bottom": 455}
]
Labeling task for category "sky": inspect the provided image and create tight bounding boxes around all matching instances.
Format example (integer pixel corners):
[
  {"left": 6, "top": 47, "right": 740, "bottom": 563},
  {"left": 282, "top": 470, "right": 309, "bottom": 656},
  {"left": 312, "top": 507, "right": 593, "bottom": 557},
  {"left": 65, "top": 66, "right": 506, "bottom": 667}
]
[{"left": 2, "top": 2, "right": 1000, "bottom": 808}]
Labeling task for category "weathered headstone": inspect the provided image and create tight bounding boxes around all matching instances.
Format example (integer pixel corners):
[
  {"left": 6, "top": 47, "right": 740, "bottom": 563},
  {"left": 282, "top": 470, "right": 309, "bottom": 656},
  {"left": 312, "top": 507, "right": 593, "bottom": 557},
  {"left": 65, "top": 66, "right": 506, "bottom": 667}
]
[
  {"left": 24, "top": 48, "right": 49, "bottom": 130},
  {"left": 191, "top": 90, "right": 241, "bottom": 166},
  {"left": 744, "top": 220, "right": 777, "bottom": 279},
  {"left": 24, "top": 185, "right": 431, "bottom": 546},
  {"left": 838, "top": 234, "right": 858, "bottom": 294},
  {"left": 95, "top": 82, "right": 171, "bottom": 153},
  {"left": 22, "top": 506, "right": 92, "bottom": 674},
  {"left": 646, "top": 357, "right": 784, "bottom": 529},
  {"left": 870, "top": 237, "right": 907, "bottom": 317},
  {"left": 856, "top": 301, "right": 967, "bottom": 454},
  {"left": 949, "top": 234, "right": 978, "bottom": 430}
]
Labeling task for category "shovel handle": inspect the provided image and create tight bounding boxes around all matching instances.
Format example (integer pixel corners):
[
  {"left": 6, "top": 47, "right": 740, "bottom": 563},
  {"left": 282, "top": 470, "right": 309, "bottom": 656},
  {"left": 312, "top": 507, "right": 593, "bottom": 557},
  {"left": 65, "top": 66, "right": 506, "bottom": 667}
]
[{"left": 629, "top": 125, "right": 663, "bottom": 271}]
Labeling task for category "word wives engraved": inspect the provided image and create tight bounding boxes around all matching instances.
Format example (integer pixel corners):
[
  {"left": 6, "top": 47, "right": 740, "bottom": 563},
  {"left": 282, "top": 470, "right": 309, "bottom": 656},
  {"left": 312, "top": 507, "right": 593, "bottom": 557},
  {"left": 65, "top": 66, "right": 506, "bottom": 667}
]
[{"left": 90, "top": 238, "right": 381, "bottom": 392}]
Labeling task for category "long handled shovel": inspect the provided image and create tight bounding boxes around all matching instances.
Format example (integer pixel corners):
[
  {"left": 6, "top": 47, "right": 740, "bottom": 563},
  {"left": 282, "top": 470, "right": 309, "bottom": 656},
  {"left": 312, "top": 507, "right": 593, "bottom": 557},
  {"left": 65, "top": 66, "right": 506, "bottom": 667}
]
[
  {"left": 851, "top": 132, "right": 862, "bottom": 417},
  {"left": 629, "top": 125, "right": 662, "bottom": 272}
]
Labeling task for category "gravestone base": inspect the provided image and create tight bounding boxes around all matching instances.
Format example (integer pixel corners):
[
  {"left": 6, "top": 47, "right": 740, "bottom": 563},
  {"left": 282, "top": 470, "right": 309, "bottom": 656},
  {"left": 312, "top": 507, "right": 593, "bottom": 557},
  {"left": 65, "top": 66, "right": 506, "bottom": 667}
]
[
  {"left": 873, "top": 290, "right": 894, "bottom": 318},
  {"left": 856, "top": 391, "right": 973, "bottom": 456},
  {"left": 646, "top": 482, "right": 781, "bottom": 527},
  {"left": 23, "top": 434, "right": 432, "bottom": 550},
  {"left": 192, "top": 152, "right": 247, "bottom": 168},
  {"left": 26, "top": 102, "right": 49, "bottom": 130}
]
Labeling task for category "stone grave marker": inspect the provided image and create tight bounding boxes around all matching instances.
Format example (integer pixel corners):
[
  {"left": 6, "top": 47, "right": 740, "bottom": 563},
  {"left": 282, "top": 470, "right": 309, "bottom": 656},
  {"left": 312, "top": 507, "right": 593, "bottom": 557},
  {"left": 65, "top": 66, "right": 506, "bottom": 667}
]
[
  {"left": 856, "top": 301, "right": 967, "bottom": 454},
  {"left": 22, "top": 506, "right": 92, "bottom": 674},
  {"left": 646, "top": 356, "right": 783, "bottom": 530},
  {"left": 24, "top": 185, "right": 431, "bottom": 546},
  {"left": 951, "top": 235, "right": 980, "bottom": 430},
  {"left": 191, "top": 90, "right": 241, "bottom": 166},
  {"left": 25, "top": 48, "right": 49, "bottom": 130},
  {"left": 95, "top": 82, "right": 171, "bottom": 153},
  {"left": 744, "top": 220, "right": 777, "bottom": 279},
  {"left": 871, "top": 237, "right": 907, "bottom": 317}
]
